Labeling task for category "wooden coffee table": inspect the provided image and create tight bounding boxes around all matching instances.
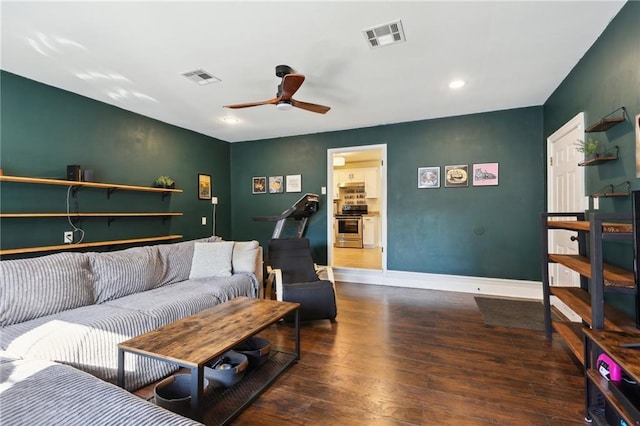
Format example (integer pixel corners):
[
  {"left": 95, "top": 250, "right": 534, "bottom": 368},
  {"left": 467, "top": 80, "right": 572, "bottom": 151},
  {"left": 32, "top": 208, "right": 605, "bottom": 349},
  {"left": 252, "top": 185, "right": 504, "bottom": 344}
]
[{"left": 117, "top": 297, "right": 300, "bottom": 423}]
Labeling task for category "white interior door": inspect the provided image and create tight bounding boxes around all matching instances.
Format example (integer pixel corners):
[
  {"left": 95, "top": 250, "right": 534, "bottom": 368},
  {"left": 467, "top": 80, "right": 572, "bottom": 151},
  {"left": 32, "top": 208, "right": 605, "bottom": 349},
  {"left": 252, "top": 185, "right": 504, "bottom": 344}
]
[{"left": 547, "top": 112, "right": 585, "bottom": 288}]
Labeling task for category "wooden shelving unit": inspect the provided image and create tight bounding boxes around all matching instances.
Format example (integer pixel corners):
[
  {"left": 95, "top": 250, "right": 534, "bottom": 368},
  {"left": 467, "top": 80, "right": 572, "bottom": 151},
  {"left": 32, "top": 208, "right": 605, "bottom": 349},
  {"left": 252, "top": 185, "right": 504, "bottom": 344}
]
[
  {"left": 541, "top": 212, "right": 637, "bottom": 364},
  {"left": 0, "top": 174, "right": 183, "bottom": 255},
  {"left": 584, "top": 329, "right": 640, "bottom": 425}
]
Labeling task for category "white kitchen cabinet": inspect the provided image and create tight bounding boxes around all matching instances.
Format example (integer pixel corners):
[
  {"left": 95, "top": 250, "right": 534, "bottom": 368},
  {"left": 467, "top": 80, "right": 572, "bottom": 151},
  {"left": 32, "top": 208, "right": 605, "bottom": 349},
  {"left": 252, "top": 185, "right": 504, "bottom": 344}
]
[
  {"left": 362, "top": 216, "right": 378, "bottom": 247},
  {"left": 363, "top": 167, "right": 380, "bottom": 198}
]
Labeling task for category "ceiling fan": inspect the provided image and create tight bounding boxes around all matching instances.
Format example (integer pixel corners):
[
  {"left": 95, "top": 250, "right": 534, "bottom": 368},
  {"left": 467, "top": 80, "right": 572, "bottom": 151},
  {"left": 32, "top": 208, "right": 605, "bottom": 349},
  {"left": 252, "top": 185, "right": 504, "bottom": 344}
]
[{"left": 224, "top": 65, "right": 330, "bottom": 114}]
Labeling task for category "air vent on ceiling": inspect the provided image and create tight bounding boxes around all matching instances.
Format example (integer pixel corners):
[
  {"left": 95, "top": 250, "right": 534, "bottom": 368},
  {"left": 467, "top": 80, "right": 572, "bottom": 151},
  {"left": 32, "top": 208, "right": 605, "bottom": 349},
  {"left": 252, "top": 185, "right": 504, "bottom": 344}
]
[
  {"left": 182, "top": 69, "right": 221, "bottom": 85},
  {"left": 363, "top": 20, "right": 406, "bottom": 48}
]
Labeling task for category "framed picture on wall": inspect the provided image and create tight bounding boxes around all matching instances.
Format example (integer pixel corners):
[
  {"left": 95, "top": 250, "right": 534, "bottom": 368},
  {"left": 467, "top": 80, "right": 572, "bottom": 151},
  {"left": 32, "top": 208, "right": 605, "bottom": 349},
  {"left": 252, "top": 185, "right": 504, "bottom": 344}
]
[
  {"left": 198, "top": 174, "right": 211, "bottom": 200},
  {"left": 472, "top": 163, "right": 499, "bottom": 186},
  {"left": 418, "top": 167, "right": 440, "bottom": 188},
  {"left": 286, "top": 174, "right": 302, "bottom": 192},
  {"left": 444, "top": 165, "right": 468, "bottom": 187},
  {"left": 269, "top": 176, "right": 284, "bottom": 193},
  {"left": 252, "top": 176, "right": 266, "bottom": 194}
]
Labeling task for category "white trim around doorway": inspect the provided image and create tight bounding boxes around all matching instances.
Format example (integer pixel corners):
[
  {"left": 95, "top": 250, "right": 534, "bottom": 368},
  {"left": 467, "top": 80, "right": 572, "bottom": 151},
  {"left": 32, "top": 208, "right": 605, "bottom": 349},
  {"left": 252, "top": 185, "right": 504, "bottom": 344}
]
[{"left": 327, "top": 144, "right": 387, "bottom": 271}]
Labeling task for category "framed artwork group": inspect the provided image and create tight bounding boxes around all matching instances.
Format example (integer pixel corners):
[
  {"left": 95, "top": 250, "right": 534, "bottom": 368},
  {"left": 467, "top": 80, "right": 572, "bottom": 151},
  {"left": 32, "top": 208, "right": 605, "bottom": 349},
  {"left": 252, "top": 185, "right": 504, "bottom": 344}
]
[
  {"left": 252, "top": 174, "right": 302, "bottom": 194},
  {"left": 418, "top": 163, "right": 499, "bottom": 188}
]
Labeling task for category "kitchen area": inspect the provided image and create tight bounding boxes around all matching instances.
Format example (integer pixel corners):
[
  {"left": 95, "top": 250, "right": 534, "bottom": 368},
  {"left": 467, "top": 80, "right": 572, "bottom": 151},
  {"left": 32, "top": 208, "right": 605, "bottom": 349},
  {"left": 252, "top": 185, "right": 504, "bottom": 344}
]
[{"left": 332, "top": 150, "right": 383, "bottom": 270}]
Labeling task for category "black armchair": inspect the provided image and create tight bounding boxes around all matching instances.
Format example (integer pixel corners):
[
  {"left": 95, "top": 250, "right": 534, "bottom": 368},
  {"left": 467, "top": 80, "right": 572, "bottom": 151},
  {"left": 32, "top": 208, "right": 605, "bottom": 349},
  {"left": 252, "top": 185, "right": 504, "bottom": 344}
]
[{"left": 265, "top": 238, "right": 337, "bottom": 321}]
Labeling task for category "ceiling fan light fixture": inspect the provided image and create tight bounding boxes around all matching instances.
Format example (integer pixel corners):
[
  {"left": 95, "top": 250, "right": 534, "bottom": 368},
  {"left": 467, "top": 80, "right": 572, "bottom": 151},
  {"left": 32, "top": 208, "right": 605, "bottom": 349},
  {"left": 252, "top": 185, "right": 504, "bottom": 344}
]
[{"left": 276, "top": 101, "right": 293, "bottom": 111}]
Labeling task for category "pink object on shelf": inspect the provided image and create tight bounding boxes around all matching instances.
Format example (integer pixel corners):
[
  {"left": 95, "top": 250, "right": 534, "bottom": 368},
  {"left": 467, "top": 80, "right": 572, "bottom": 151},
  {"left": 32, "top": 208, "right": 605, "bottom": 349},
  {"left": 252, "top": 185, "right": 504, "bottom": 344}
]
[{"left": 597, "top": 353, "right": 622, "bottom": 381}]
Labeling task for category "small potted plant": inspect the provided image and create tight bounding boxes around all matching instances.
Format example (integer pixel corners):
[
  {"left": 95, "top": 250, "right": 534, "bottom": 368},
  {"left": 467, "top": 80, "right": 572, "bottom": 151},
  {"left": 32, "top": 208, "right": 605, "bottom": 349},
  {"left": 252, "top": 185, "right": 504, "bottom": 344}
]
[
  {"left": 575, "top": 138, "right": 600, "bottom": 160},
  {"left": 154, "top": 176, "right": 175, "bottom": 189}
]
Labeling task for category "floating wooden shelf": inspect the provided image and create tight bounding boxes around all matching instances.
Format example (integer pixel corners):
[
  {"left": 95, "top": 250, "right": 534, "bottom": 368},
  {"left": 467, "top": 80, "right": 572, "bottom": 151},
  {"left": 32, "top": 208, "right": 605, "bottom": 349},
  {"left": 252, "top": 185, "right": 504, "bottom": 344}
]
[
  {"left": 591, "top": 191, "right": 630, "bottom": 198},
  {"left": 585, "top": 107, "right": 626, "bottom": 133},
  {"left": 0, "top": 235, "right": 183, "bottom": 256},
  {"left": 0, "top": 175, "right": 183, "bottom": 194},
  {"left": 0, "top": 212, "right": 183, "bottom": 218},
  {"left": 578, "top": 146, "right": 619, "bottom": 166}
]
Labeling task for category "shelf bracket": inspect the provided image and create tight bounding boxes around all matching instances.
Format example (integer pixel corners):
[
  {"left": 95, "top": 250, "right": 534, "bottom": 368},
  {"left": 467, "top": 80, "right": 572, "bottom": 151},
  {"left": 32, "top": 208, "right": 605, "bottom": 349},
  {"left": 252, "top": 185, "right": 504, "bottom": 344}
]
[
  {"left": 107, "top": 216, "right": 115, "bottom": 227},
  {"left": 107, "top": 187, "right": 117, "bottom": 199},
  {"left": 161, "top": 192, "right": 170, "bottom": 201}
]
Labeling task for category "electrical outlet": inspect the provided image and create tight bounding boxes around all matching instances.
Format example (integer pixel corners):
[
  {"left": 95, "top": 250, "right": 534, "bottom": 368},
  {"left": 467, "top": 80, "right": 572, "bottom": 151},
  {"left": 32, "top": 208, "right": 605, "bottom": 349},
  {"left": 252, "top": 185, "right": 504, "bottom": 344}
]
[
  {"left": 64, "top": 231, "right": 73, "bottom": 244},
  {"left": 211, "top": 196, "right": 218, "bottom": 205},
  {"left": 593, "top": 197, "right": 599, "bottom": 210},
  {"left": 201, "top": 216, "right": 207, "bottom": 225}
]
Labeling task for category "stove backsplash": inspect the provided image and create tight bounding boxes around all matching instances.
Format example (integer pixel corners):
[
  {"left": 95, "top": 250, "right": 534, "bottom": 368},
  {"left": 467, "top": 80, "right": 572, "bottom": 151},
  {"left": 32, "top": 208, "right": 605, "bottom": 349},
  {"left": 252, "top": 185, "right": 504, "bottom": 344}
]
[
  {"left": 341, "top": 185, "right": 366, "bottom": 205},
  {"left": 335, "top": 185, "right": 380, "bottom": 214}
]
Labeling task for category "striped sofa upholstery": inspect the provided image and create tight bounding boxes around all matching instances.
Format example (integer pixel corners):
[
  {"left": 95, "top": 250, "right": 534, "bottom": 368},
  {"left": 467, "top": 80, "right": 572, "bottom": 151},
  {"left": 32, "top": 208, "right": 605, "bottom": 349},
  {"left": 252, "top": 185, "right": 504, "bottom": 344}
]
[
  {"left": 0, "top": 237, "right": 262, "bottom": 397},
  {"left": 0, "top": 359, "right": 203, "bottom": 426}
]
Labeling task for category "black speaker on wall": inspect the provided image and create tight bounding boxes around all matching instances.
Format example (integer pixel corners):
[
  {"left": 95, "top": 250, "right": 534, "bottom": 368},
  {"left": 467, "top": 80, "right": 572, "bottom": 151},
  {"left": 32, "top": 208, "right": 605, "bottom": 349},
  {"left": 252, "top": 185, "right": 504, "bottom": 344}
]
[{"left": 67, "top": 165, "right": 82, "bottom": 181}]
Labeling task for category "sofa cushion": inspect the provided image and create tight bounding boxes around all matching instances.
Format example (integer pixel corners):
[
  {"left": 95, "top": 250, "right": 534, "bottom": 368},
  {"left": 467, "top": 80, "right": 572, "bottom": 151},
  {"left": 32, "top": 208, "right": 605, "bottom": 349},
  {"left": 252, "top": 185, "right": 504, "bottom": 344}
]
[
  {"left": 90, "top": 246, "right": 161, "bottom": 303},
  {"left": 104, "top": 284, "right": 221, "bottom": 326},
  {"left": 189, "top": 242, "right": 234, "bottom": 279},
  {"left": 232, "top": 240, "right": 260, "bottom": 274},
  {"left": 0, "top": 304, "right": 173, "bottom": 391},
  {"left": 154, "top": 237, "right": 220, "bottom": 288},
  {"left": 0, "top": 359, "right": 203, "bottom": 425},
  {"left": 0, "top": 252, "right": 94, "bottom": 326}
]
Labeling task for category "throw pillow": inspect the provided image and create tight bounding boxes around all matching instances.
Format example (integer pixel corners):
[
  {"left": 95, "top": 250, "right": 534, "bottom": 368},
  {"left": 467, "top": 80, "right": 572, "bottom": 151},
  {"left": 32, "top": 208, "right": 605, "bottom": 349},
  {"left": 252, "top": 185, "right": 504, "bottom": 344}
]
[
  {"left": 232, "top": 240, "right": 259, "bottom": 274},
  {"left": 189, "top": 241, "right": 234, "bottom": 279}
]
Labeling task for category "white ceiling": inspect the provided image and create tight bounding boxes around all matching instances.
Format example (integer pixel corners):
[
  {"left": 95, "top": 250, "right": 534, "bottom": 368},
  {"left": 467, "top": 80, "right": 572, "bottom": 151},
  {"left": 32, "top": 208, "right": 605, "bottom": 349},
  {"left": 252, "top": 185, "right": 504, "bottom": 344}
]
[{"left": 1, "top": 1, "right": 626, "bottom": 143}]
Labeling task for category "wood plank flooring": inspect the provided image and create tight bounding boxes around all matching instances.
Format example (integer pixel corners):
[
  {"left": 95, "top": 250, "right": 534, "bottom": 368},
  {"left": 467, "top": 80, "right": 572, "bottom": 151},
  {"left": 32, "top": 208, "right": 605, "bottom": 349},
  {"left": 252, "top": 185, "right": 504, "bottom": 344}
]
[
  {"left": 333, "top": 247, "right": 382, "bottom": 269},
  {"left": 233, "top": 283, "right": 585, "bottom": 425}
]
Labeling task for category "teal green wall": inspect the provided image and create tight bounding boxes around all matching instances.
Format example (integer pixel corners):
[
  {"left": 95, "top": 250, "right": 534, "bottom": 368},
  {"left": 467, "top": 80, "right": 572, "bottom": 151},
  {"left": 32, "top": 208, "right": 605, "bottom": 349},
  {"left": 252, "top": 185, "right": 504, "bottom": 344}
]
[
  {"left": 231, "top": 107, "right": 545, "bottom": 281},
  {"left": 544, "top": 1, "right": 640, "bottom": 211},
  {"left": 0, "top": 71, "right": 231, "bottom": 255},
  {"left": 543, "top": 1, "right": 639, "bottom": 316}
]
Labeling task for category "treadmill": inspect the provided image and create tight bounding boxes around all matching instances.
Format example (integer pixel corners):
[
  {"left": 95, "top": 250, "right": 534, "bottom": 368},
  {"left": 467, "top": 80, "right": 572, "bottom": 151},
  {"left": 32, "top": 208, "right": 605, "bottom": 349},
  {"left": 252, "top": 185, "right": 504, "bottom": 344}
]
[{"left": 253, "top": 193, "right": 320, "bottom": 238}]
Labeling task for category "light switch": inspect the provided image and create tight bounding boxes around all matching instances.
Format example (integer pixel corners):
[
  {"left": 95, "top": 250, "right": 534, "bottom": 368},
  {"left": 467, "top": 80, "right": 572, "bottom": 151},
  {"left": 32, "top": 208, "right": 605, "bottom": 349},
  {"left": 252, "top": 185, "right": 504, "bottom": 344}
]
[
  {"left": 321, "top": 186, "right": 326, "bottom": 195},
  {"left": 201, "top": 216, "right": 207, "bottom": 225}
]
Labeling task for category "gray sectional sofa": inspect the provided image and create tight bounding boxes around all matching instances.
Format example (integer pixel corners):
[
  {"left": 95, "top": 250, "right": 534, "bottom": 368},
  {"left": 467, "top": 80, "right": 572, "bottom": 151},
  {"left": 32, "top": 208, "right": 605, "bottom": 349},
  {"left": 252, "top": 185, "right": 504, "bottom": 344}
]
[{"left": 0, "top": 237, "right": 263, "bottom": 425}]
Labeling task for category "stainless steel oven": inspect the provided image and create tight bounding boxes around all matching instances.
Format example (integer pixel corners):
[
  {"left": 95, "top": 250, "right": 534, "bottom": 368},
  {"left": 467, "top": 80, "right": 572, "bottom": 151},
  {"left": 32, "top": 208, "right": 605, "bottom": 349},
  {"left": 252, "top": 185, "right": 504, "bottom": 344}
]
[{"left": 334, "top": 215, "right": 363, "bottom": 248}]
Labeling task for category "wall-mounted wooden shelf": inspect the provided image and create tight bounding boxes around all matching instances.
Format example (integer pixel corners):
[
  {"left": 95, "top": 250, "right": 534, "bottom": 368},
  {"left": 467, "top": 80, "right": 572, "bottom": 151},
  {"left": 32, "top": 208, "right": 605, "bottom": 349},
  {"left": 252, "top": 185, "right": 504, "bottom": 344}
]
[
  {"left": 0, "top": 235, "right": 183, "bottom": 256},
  {"left": 585, "top": 107, "right": 626, "bottom": 133},
  {"left": 578, "top": 146, "right": 619, "bottom": 166},
  {"left": 0, "top": 175, "right": 182, "bottom": 198},
  {"left": 1, "top": 174, "right": 183, "bottom": 256},
  {"left": 591, "top": 181, "right": 631, "bottom": 198},
  {"left": 0, "top": 213, "right": 183, "bottom": 218}
]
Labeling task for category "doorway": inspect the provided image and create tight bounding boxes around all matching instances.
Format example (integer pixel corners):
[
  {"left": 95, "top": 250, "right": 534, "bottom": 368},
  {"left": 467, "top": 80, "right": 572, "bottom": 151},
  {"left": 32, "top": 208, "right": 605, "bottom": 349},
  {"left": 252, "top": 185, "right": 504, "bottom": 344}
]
[
  {"left": 327, "top": 144, "right": 386, "bottom": 271},
  {"left": 547, "top": 112, "right": 585, "bottom": 288}
]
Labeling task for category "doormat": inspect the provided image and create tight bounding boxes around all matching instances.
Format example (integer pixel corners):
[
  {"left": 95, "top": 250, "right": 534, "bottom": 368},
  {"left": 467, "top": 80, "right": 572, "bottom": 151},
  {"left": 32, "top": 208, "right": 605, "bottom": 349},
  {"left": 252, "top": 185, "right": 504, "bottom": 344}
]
[{"left": 474, "top": 297, "right": 554, "bottom": 331}]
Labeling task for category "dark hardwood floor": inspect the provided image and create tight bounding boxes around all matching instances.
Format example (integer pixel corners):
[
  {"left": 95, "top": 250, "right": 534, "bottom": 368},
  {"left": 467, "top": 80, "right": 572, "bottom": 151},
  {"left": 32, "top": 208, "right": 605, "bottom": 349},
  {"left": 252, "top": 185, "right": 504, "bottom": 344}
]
[{"left": 234, "top": 282, "right": 586, "bottom": 426}]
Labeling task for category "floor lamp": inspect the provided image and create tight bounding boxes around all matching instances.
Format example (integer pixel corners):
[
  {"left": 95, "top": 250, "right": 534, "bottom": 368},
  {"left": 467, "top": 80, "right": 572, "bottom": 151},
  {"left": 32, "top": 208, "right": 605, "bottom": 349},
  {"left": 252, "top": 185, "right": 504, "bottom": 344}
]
[{"left": 211, "top": 196, "right": 218, "bottom": 236}]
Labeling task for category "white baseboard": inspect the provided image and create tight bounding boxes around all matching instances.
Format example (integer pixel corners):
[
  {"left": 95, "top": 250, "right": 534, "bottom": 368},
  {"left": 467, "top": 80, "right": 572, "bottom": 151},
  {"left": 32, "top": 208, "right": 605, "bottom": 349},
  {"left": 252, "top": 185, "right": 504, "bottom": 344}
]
[
  {"left": 332, "top": 267, "right": 543, "bottom": 300},
  {"left": 550, "top": 295, "right": 582, "bottom": 322}
]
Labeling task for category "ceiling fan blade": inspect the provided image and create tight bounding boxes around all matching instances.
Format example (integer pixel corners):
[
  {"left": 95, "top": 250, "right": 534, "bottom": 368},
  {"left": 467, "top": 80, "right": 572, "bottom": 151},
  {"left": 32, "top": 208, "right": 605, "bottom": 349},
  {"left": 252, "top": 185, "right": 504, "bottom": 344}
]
[
  {"left": 291, "top": 99, "right": 331, "bottom": 114},
  {"left": 224, "top": 98, "right": 279, "bottom": 109},
  {"left": 280, "top": 74, "right": 305, "bottom": 100}
]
